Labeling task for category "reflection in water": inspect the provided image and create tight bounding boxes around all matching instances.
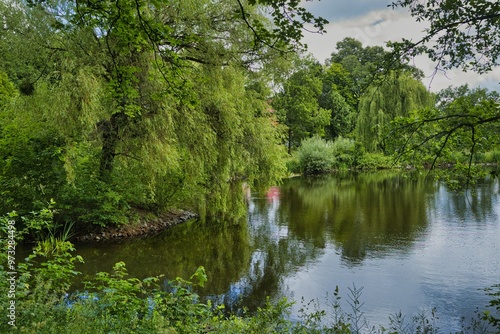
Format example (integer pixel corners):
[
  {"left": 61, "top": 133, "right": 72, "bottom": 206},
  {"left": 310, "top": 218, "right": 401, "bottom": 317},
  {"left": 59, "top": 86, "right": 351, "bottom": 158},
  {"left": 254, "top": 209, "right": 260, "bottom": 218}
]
[
  {"left": 279, "top": 173, "right": 432, "bottom": 265},
  {"left": 71, "top": 172, "right": 499, "bottom": 332},
  {"left": 75, "top": 219, "right": 252, "bottom": 296}
]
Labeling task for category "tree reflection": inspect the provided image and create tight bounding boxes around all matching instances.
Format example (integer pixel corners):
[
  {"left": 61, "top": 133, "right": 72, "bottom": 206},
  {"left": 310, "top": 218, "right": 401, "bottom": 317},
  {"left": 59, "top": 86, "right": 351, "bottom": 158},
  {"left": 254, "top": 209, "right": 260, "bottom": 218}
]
[
  {"left": 68, "top": 172, "right": 499, "bottom": 318},
  {"left": 279, "top": 172, "right": 433, "bottom": 265},
  {"left": 429, "top": 175, "right": 499, "bottom": 225},
  {"left": 74, "top": 218, "right": 252, "bottom": 295}
]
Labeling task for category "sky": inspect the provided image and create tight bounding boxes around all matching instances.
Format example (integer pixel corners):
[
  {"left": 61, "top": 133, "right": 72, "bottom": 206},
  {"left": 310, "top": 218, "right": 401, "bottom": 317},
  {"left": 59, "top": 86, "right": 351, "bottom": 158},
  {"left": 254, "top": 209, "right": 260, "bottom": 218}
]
[{"left": 299, "top": 0, "right": 500, "bottom": 93}]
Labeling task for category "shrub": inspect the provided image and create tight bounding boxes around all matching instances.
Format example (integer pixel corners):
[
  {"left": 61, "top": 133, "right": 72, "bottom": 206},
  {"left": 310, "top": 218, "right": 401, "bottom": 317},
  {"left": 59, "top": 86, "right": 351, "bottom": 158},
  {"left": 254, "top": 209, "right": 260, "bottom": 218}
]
[
  {"left": 296, "top": 136, "right": 334, "bottom": 174},
  {"left": 357, "top": 152, "right": 393, "bottom": 170},
  {"left": 0, "top": 124, "right": 67, "bottom": 215},
  {"left": 285, "top": 156, "right": 301, "bottom": 174},
  {"left": 331, "top": 137, "right": 362, "bottom": 169},
  {"left": 481, "top": 150, "right": 500, "bottom": 164}
]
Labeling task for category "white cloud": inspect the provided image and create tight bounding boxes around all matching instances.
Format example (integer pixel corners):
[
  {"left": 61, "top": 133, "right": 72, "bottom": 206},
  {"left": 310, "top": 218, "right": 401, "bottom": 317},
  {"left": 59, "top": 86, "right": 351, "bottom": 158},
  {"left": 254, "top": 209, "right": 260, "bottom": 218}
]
[
  {"left": 302, "top": 0, "right": 390, "bottom": 22},
  {"left": 301, "top": 8, "right": 500, "bottom": 93}
]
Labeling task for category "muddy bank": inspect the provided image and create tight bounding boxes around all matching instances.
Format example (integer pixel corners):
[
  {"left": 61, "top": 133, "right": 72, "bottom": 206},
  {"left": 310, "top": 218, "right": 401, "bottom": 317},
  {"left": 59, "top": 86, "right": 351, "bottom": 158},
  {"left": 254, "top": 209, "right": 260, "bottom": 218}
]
[{"left": 74, "top": 210, "right": 198, "bottom": 242}]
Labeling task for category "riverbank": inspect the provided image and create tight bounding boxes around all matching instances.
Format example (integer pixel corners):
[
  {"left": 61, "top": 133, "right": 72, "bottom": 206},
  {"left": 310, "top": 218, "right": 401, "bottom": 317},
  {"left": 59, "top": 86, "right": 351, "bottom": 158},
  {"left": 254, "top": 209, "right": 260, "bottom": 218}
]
[{"left": 73, "top": 209, "right": 198, "bottom": 242}]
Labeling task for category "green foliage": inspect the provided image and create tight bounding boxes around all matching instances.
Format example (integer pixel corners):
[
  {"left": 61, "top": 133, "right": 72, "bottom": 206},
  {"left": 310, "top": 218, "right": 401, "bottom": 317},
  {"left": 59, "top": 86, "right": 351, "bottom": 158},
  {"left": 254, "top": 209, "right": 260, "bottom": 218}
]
[
  {"left": 328, "top": 38, "right": 389, "bottom": 101},
  {"left": 0, "top": 0, "right": 295, "bottom": 226},
  {"left": 483, "top": 284, "right": 500, "bottom": 328},
  {"left": 356, "top": 153, "right": 394, "bottom": 170},
  {"left": 322, "top": 63, "right": 357, "bottom": 109},
  {"left": 387, "top": 85, "right": 500, "bottom": 183},
  {"left": 286, "top": 156, "right": 302, "bottom": 174},
  {"left": 0, "top": 71, "right": 16, "bottom": 106},
  {"left": 356, "top": 71, "right": 434, "bottom": 152},
  {"left": 62, "top": 179, "right": 130, "bottom": 227},
  {"left": 330, "top": 137, "right": 360, "bottom": 169},
  {"left": 273, "top": 57, "right": 331, "bottom": 152},
  {"left": 249, "top": 0, "right": 328, "bottom": 53},
  {"left": 322, "top": 89, "right": 355, "bottom": 140},
  {"left": 387, "top": 2, "right": 500, "bottom": 185},
  {"left": 288, "top": 137, "right": 383, "bottom": 173},
  {"left": 296, "top": 136, "right": 334, "bottom": 174},
  {"left": 479, "top": 150, "right": 500, "bottom": 164},
  {"left": 389, "top": 0, "right": 500, "bottom": 74},
  {"left": 0, "top": 108, "right": 67, "bottom": 215}
]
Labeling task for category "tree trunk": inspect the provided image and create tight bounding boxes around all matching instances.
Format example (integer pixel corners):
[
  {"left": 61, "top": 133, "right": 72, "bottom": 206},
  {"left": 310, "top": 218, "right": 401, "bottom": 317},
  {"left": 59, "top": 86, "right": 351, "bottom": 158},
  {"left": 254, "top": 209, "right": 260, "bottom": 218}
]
[
  {"left": 288, "top": 128, "right": 292, "bottom": 154},
  {"left": 99, "top": 113, "right": 126, "bottom": 181}
]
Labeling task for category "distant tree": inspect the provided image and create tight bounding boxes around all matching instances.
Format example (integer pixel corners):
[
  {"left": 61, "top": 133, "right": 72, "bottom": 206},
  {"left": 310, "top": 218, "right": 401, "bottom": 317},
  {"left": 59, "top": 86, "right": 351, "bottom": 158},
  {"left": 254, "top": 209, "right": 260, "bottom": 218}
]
[
  {"left": 321, "top": 89, "right": 354, "bottom": 140},
  {"left": 321, "top": 63, "right": 357, "bottom": 109},
  {"left": 327, "top": 38, "right": 390, "bottom": 101},
  {"left": 272, "top": 58, "right": 330, "bottom": 153},
  {"left": 321, "top": 38, "right": 424, "bottom": 142},
  {"left": 388, "top": 85, "right": 500, "bottom": 176},
  {"left": 327, "top": 37, "right": 422, "bottom": 101},
  {"left": 356, "top": 72, "right": 434, "bottom": 152}
]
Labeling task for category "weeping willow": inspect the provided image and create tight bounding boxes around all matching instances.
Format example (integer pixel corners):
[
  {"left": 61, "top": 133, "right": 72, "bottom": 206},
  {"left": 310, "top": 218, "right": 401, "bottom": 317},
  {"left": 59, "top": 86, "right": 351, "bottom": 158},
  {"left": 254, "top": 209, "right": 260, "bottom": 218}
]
[
  {"left": 355, "top": 72, "right": 434, "bottom": 152},
  {"left": 0, "top": 0, "right": 288, "bottom": 227}
]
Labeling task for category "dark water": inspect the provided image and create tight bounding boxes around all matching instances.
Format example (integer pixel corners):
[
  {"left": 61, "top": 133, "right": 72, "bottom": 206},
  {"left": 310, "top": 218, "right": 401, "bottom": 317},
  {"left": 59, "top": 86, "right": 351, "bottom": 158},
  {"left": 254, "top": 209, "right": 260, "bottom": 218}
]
[{"left": 73, "top": 172, "right": 500, "bottom": 332}]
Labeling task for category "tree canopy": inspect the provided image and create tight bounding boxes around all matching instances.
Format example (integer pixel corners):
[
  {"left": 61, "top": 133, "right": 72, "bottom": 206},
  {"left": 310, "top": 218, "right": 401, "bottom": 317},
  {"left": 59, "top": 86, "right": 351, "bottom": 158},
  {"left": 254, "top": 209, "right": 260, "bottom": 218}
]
[
  {"left": 356, "top": 72, "right": 434, "bottom": 152},
  {"left": 387, "top": 0, "right": 500, "bottom": 180},
  {"left": 388, "top": 85, "right": 500, "bottom": 182},
  {"left": 389, "top": 0, "right": 500, "bottom": 74},
  {"left": 0, "top": 0, "right": 329, "bottom": 227},
  {"left": 272, "top": 57, "right": 330, "bottom": 153}
]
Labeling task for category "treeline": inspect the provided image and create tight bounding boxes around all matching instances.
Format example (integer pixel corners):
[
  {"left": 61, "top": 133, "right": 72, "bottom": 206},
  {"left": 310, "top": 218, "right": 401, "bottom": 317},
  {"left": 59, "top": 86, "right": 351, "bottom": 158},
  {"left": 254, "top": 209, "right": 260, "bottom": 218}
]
[{"left": 271, "top": 38, "right": 500, "bottom": 176}]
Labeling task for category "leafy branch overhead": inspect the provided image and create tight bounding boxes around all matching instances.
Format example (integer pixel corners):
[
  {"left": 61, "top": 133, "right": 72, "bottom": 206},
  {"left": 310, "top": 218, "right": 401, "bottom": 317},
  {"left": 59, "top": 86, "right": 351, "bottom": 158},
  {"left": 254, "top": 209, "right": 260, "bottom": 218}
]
[
  {"left": 384, "top": 0, "right": 500, "bottom": 182},
  {"left": 389, "top": 0, "right": 500, "bottom": 74},
  {"left": 240, "top": 0, "right": 328, "bottom": 52},
  {"left": 3, "top": 0, "right": 328, "bottom": 225},
  {"left": 387, "top": 86, "right": 500, "bottom": 182}
]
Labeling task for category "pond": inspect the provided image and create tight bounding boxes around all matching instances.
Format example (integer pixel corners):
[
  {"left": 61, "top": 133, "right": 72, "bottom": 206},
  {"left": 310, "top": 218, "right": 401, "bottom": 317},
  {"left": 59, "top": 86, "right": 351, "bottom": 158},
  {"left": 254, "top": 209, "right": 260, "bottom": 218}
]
[{"left": 73, "top": 172, "right": 500, "bottom": 332}]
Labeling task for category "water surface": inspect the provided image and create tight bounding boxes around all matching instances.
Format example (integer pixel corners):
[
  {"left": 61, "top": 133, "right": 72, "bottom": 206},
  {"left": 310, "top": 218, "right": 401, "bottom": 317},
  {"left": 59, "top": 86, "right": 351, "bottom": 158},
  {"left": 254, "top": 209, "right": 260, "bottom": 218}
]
[{"left": 74, "top": 172, "right": 500, "bottom": 332}]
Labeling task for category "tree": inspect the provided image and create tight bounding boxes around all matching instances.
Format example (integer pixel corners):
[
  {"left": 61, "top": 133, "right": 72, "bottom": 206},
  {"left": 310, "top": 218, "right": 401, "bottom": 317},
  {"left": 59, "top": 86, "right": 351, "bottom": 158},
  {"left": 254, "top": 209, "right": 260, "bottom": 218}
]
[
  {"left": 388, "top": 85, "right": 500, "bottom": 179},
  {"left": 321, "top": 38, "right": 424, "bottom": 142},
  {"left": 387, "top": 0, "right": 500, "bottom": 180},
  {"left": 327, "top": 38, "right": 388, "bottom": 102},
  {"left": 389, "top": 0, "right": 500, "bottom": 74},
  {"left": 272, "top": 58, "right": 330, "bottom": 153},
  {"left": 241, "top": 0, "right": 328, "bottom": 53},
  {"left": 356, "top": 72, "right": 434, "bottom": 152},
  {"left": 319, "top": 62, "right": 357, "bottom": 140},
  {"left": 321, "top": 63, "right": 357, "bottom": 109},
  {"left": 320, "top": 89, "right": 354, "bottom": 140},
  {"left": 0, "top": 0, "right": 326, "bottom": 225},
  {"left": 327, "top": 37, "right": 420, "bottom": 102}
]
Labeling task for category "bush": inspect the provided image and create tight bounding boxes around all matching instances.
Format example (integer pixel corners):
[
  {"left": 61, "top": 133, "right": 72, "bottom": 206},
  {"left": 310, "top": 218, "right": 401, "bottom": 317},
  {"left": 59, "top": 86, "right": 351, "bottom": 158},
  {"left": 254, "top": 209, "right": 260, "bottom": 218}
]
[
  {"left": 331, "top": 137, "right": 364, "bottom": 169},
  {"left": 285, "top": 156, "right": 301, "bottom": 174},
  {"left": 296, "top": 136, "right": 334, "bottom": 174},
  {"left": 0, "top": 122, "right": 67, "bottom": 216},
  {"left": 357, "top": 152, "right": 393, "bottom": 170},
  {"left": 480, "top": 150, "right": 500, "bottom": 164}
]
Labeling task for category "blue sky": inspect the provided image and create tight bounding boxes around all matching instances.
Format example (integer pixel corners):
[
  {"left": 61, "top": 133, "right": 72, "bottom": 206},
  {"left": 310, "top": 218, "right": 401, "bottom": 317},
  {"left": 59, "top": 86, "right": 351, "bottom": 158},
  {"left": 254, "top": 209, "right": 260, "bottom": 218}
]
[{"left": 300, "top": 0, "right": 500, "bottom": 92}]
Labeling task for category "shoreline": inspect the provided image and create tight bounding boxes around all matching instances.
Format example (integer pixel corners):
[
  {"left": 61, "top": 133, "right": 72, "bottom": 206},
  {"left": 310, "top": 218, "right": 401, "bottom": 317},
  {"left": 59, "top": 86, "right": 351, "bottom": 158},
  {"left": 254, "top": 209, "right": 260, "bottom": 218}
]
[{"left": 73, "top": 210, "right": 198, "bottom": 243}]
